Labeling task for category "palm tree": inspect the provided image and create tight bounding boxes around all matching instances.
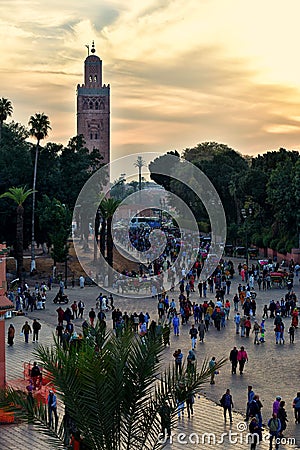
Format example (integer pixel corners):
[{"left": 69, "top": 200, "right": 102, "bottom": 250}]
[
  {"left": 28, "top": 113, "right": 51, "bottom": 272},
  {"left": 1, "top": 326, "right": 226, "bottom": 449},
  {"left": 100, "top": 198, "right": 121, "bottom": 285},
  {"left": 0, "top": 97, "right": 13, "bottom": 141},
  {"left": 0, "top": 187, "right": 34, "bottom": 280},
  {"left": 134, "top": 156, "right": 145, "bottom": 201}
]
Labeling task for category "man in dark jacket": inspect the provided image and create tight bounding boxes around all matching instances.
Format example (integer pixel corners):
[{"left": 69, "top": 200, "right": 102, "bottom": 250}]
[
  {"left": 32, "top": 319, "right": 41, "bottom": 342},
  {"left": 220, "top": 388, "right": 234, "bottom": 423},
  {"left": 229, "top": 346, "right": 238, "bottom": 374}
]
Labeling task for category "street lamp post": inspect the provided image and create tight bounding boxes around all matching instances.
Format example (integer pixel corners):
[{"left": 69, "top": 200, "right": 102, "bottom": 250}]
[{"left": 241, "top": 206, "right": 253, "bottom": 270}]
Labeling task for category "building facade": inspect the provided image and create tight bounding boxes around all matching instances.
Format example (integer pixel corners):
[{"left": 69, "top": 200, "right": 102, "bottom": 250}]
[{"left": 76, "top": 41, "right": 110, "bottom": 165}]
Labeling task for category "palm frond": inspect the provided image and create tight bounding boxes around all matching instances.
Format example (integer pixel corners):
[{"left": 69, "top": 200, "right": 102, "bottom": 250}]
[{"left": 1, "top": 325, "right": 227, "bottom": 450}]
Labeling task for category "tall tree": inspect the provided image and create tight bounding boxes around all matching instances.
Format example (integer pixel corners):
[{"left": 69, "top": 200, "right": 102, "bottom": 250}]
[
  {"left": 0, "top": 97, "right": 13, "bottom": 142},
  {"left": 37, "top": 195, "right": 72, "bottom": 264},
  {"left": 28, "top": 113, "right": 51, "bottom": 272},
  {"left": 0, "top": 187, "right": 34, "bottom": 279},
  {"left": 100, "top": 198, "right": 121, "bottom": 285}
]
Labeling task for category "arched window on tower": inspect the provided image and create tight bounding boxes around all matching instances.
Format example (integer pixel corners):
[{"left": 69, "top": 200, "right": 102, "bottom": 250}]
[
  {"left": 90, "top": 133, "right": 93, "bottom": 140},
  {"left": 89, "top": 101, "right": 93, "bottom": 109},
  {"left": 94, "top": 75, "right": 97, "bottom": 82},
  {"left": 100, "top": 101, "right": 105, "bottom": 110},
  {"left": 95, "top": 133, "right": 98, "bottom": 140},
  {"left": 95, "top": 102, "right": 99, "bottom": 110},
  {"left": 89, "top": 75, "right": 92, "bottom": 82},
  {"left": 83, "top": 101, "right": 88, "bottom": 110}
]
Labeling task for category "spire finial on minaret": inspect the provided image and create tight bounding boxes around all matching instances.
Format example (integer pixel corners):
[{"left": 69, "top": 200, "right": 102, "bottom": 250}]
[{"left": 91, "top": 40, "right": 96, "bottom": 54}]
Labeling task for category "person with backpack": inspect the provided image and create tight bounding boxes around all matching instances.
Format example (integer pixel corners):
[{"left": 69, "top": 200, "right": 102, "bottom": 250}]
[
  {"left": 268, "top": 413, "right": 281, "bottom": 449},
  {"left": 220, "top": 388, "right": 233, "bottom": 423}
]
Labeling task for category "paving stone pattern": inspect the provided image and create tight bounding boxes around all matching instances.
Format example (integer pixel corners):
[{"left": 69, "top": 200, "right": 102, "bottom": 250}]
[{"left": 1, "top": 259, "right": 300, "bottom": 449}]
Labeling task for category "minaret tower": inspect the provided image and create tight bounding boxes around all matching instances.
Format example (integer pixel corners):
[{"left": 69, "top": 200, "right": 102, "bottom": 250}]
[{"left": 76, "top": 41, "right": 110, "bottom": 165}]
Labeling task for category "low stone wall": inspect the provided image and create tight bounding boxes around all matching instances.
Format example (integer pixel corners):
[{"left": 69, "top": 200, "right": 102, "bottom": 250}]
[{"left": 258, "top": 247, "right": 300, "bottom": 264}]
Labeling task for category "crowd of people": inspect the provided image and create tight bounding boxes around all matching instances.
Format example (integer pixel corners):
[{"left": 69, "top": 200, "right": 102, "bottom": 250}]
[{"left": 5, "top": 248, "right": 300, "bottom": 448}]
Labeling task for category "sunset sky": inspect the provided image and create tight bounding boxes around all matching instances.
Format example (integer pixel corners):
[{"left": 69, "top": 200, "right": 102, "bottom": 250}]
[{"left": 1, "top": 0, "right": 300, "bottom": 160}]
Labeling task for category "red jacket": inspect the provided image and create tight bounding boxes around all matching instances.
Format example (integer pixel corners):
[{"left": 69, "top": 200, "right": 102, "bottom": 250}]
[{"left": 237, "top": 350, "right": 248, "bottom": 361}]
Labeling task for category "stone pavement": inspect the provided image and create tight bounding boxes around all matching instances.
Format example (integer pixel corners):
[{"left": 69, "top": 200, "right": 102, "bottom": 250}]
[{"left": 1, "top": 260, "right": 300, "bottom": 449}]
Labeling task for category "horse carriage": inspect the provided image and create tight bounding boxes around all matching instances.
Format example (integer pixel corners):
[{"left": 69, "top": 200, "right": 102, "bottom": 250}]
[
  {"left": 270, "top": 272, "right": 287, "bottom": 288},
  {"left": 115, "top": 277, "right": 152, "bottom": 294}
]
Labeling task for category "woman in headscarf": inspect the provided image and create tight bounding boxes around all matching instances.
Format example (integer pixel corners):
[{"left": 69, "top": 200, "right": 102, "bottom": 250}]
[{"left": 7, "top": 323, "right": 15, "bottom": 346}]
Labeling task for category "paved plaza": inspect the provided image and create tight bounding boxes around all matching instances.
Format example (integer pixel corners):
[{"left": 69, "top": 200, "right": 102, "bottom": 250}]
[{"left": 1, "top": 259, "right": 300, "bottom": 449}]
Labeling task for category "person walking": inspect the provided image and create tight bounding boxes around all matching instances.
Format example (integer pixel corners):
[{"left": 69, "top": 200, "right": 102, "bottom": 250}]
[
  {"left": 187, "top": 349, "right": 196, "bottom": 374},
  {"left": 159, "top": 402, "right": 171, "bottom": 438},
  {"left": 268, "top": 413, "right": 281, "bottom": 450},
  {"left": 88, "top": 308, "right": 96, "bottom": 327},
  {"left": 79, "top": 275, "right": 85, "bottom": 288},
  {"left": 71, "top": 301, "right": 78, "bottom": 319},
  {"left": 30, "top": 361, "right": 42, "bottom": 390},
  {"left": 220, "top": 388, "right": 233, "bottom": 423},
  {"left": 229, "top": 346, "right": 238, "bottom": 374},
  {"left": 21, "top": 320, "right": 32, "bottom": 343},
  {"left": 186, "top": 391, "right": 195, "bottom": 418},
  {"left": 7, "top": 324, "right": 15, "bottom": 346},
  {"left": 249, "top": 416, "right": 262, "bottom": 450},
  {"left": 209, "top": 356, "right": 217, "bottom": 384},
  {"left": 56, "top": 322, "right": 64, "bottom": 345},
  {"left": 162, "top": 323, "right": 170, "bottom": 347},
  {"left": 173, "top": 349, "right": 183, "bottom": 376},
  {"left": 277, "top": 400, "right": 288, "bottom": 437},
  {"left": 189, "top": 324, "right": 198, "bottom": 350},
  {"left": 273, "top": 396, "right": 281, "bottom": 415},
  {"left": 233, "top": 293, "right": 239, "bottom": 311},
  {"left": 234, "top": 312, "right": 241, "bottom": 334},
  {"left": 252, "top": 320, "right": 260, "bottom": 345},
  {"left": 172, "top": 314, "right": 180, "bottom": 336},
  {"left": 32, "top": 319, "right": 41, "bottom": 342},
  {"left": 288, "top": 324, "right": 295, "bottom": 343},
  {"left": 48, "top": 389, "right": 58, "bottom": 431},
  {"left": 244, "top": 316, "right": 252, "bottom": 337},
  {"left": 237, "top": 346, "right": 248, "bottom": 375},
  {"left": 198, "top": 320, "right": 206, "bottom": 342},
  {"left": 246, "top": 386, "right": 255, "bottom": 421},
  {"left": 240, "top": 315, "right": 246, "bottom": 337},
  {"left": 292, "top": 392, "right": 300, "bottom": 423},
  {"left": 78, "top": 300, "right": 85, "bottom": 319}
]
